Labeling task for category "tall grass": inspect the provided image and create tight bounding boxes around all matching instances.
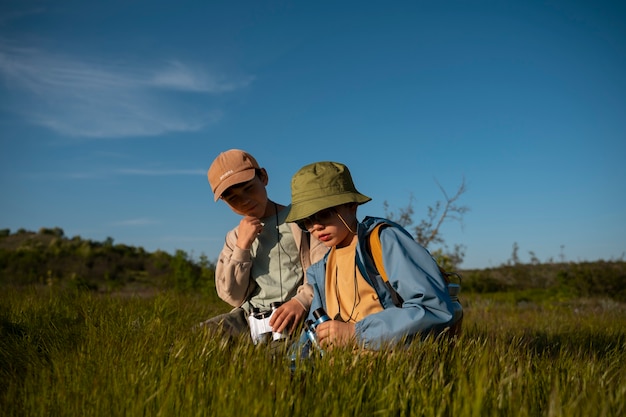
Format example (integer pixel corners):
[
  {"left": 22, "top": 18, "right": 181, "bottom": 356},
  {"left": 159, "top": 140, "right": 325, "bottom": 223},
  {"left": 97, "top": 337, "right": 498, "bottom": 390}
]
[{"left": 1, "top": 287, "right": 624, "bottom": 416}]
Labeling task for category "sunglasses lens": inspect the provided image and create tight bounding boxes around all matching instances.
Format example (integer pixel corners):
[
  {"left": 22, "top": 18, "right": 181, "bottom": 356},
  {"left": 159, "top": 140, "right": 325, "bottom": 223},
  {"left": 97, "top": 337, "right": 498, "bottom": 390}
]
[
  {"left": 318, "top": 208, "right": 334, "bottom": 222},
  {"left": 296, "top": 208, "right": 335, "bottom": 231}
]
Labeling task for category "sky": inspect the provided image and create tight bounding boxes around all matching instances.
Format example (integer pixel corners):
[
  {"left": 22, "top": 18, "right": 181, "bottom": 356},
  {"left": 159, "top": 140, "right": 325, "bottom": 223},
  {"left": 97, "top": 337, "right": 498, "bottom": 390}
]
[{"left": 0, "top": 0, "right": 624, "bottom": 270}]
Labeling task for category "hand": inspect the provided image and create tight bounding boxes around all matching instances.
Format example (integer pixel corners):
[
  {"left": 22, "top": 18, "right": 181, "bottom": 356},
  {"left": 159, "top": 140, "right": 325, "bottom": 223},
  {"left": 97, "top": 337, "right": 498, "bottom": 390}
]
[
  {"left": 269, "top": 299, "right": 306, "bottom": 335},
  {"left": 315, "top": 320, "right": 356, "bottom": 349},
  {"left": 236, "top": 216, "right": 263, "bottom": 249}
]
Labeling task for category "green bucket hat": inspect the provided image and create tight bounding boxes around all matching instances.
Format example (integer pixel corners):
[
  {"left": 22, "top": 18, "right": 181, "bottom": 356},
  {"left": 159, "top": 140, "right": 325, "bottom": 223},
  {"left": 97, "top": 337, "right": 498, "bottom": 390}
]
[{"left": 285, "top": 161, "right": 371, "bottom": 222}]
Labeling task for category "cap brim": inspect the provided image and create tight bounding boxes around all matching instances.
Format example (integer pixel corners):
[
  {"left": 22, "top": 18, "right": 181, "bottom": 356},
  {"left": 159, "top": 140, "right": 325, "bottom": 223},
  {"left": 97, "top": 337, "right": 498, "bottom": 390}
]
[{"left": 213, "top": 169, "right": 256, "bottom": 201}]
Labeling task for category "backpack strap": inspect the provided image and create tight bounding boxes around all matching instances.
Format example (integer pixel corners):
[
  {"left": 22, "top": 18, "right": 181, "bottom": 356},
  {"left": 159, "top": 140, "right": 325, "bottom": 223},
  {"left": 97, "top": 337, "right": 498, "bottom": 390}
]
[
  {"left": 368, "top": 222, "right": 464, "bottom": 337},
  {"left": 369, "top": 223, "right": 388, "bottom": 282},
  {"left": 368, "top": 223, "right": 404, "bottom": 307},
  {"left": 368, "top": 222, "right": 461, "bottom": 304}
]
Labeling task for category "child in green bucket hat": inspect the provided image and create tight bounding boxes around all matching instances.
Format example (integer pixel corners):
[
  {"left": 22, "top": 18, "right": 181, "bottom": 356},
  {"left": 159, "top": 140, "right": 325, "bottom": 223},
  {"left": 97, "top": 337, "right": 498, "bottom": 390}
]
[{"left": 286, "top": 161, "right": 462, "bottom": 352}]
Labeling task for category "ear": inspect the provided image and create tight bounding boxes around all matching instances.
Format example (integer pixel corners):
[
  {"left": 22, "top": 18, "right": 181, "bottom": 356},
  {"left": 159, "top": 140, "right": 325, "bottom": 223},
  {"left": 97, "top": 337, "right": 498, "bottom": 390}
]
[{"left": 258, "top": 168, "right": 269, "bottom": 185}]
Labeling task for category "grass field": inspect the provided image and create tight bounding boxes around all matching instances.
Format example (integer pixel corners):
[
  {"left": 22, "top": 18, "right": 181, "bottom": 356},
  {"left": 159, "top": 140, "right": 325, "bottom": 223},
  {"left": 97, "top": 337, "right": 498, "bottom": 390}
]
[{"left": 1, "top": 287, "right": 625, "bottom": 416}]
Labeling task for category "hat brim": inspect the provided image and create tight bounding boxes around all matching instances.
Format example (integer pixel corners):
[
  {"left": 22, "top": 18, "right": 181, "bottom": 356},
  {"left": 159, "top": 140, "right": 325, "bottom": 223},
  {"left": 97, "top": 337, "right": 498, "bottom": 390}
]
[
  {"left": 213, "top": 168, "right": 256, "bottom": 201},
  {"left": 285, "top": 192, "right": 371, "bottom": 222}
]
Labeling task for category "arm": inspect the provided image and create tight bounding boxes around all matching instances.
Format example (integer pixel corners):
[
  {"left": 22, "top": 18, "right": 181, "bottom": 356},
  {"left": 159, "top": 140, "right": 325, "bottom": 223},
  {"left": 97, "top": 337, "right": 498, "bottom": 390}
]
[
  {"left": 354, "top": 226, "right": 454, "bottom": 349},
  {"left": 288, "top": 224, "right": 329, "bottom": 312},
  {"left": 214, "top": 227, "right": 254, "bottom": 307},
  {"left": 270, "top": 227, "right": 328, "bottom": 333}
]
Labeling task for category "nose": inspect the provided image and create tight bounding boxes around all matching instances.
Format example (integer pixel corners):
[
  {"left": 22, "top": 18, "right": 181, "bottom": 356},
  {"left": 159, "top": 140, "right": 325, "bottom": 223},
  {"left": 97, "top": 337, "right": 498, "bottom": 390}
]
[{"left": 309, "top": 222, "right": 324, "bottom": 232}]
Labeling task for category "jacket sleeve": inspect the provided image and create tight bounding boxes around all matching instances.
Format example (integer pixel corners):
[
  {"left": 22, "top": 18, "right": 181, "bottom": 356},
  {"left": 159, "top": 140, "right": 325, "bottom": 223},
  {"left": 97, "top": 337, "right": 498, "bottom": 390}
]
[
  {"left": 214, "top": 227, "right": 255, "bottom": 307},
  {"left": 354, "top": 226, "right": 454, "bottom": 349},
  {"left": 288, "top": 258, "right": 328, "bottom": 361},
  {"left": 299, "top": 261, "right": 328, "bottom": 324}
]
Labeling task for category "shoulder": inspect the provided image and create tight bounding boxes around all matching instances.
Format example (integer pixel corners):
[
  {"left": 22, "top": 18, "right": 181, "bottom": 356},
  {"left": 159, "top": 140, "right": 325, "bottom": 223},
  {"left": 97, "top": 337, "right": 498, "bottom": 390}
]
[
  {"left": 356, "top": 216, "right": 418, "bottom": 264},
  {"left": 288, "top": 222, "right": 302, "bottom": 243},
  {"left": 361, "top": 216, "right": 414, "bottom": 240},
  {"left": 225, "top": 225, "right": 240, "bottom": 241}
]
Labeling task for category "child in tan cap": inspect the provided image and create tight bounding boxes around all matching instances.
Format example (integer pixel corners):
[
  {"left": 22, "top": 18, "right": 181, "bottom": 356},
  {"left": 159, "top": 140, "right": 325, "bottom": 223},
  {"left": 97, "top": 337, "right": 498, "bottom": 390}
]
[{"left": 201, "top": 149, "right": 327, "bottom": 343}]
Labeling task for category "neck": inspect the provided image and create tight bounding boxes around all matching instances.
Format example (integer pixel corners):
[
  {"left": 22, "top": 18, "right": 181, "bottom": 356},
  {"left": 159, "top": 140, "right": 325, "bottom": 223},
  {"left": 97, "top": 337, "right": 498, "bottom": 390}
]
[
  {"left": 264, "top": 200, "right": 284, "bottom": 218},
  {"left": 336, "top": 233, "right": 357, "bottom": 249}
]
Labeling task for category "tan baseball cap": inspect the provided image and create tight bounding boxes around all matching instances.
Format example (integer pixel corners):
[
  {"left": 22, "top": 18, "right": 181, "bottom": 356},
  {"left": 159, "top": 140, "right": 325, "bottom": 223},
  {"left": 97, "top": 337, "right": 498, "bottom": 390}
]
[{"left": 208, "top": 149, "right": 260, "bottom": 201}]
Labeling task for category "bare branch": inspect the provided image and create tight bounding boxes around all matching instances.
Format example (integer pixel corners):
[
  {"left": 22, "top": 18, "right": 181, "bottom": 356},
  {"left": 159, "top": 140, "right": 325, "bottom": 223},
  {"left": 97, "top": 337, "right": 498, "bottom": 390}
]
[
  {"left": 383, "top": 194, "right": 415, "bottom": 228},
  {"left": 383, "top": 175, "right": 469, "bottom": 268},
  {"left": 415, "top": 175, "right": 468, "bottom": 249}
]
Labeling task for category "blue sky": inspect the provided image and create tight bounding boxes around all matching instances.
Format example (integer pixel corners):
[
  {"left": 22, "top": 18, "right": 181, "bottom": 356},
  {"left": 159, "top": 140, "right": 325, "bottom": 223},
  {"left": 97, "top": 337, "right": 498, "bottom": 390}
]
[{"left": 1, "top": 0, "right": 624, "bottom": 269}]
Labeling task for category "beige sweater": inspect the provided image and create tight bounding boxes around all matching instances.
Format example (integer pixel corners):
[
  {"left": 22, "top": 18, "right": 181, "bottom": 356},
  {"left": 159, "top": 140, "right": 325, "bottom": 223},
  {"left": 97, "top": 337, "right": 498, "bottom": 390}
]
[{"left": 215, "top": 221, "right": 328, "bottom": 312}]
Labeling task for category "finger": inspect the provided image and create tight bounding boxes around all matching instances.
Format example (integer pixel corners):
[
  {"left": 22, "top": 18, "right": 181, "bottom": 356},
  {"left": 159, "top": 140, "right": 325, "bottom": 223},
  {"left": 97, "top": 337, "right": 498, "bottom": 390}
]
[
  {"left": 318, "top": 326, "right": 329, "bottom": 344},
  {"left": 270, "top": 308, "right": 285, "bottom": 325},
  {"left": 272, "top": 314, "right": 286, "bottom": 331},
  {"left": 272, "top": 310, "right": 293, "bottom": 332},
  {"left": 277, "top": 317, "right": 292, "bottom": 334}
]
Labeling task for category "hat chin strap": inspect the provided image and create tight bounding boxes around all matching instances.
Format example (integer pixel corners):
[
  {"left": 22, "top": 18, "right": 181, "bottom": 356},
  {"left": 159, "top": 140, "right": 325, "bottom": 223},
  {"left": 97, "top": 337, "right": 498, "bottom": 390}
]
[{"left": 336, "top": 212, "right": 357, "bottom": 235}]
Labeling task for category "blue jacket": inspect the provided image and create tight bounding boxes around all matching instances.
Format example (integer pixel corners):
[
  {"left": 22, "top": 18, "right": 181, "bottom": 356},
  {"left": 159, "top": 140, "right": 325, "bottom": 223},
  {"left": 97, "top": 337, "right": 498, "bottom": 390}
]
[{"left": 301, "top": 216, "right": 456, "bottom": 351}]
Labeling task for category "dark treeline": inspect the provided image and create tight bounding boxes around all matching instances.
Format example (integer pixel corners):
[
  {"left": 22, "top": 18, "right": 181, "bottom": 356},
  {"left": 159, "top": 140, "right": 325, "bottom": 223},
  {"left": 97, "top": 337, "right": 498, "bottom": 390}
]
[
  {"left": 1, "top": 227, "right": 625, "bottom": 302},
  {"left": 0, "top": 227, "right": 217, "bottom": 298},
  {"left": 462, "top": 261, "right": 626, "bottom": 302}
]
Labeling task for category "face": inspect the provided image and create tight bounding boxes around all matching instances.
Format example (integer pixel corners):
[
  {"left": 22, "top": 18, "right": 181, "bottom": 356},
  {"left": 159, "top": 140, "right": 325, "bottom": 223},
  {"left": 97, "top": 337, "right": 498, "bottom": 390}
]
[
  {"left": 297, "top": 204, "right": 357, "bottom": 248},
  {"left": 220, "top": 171, "right": 269, "bottom": 218}
]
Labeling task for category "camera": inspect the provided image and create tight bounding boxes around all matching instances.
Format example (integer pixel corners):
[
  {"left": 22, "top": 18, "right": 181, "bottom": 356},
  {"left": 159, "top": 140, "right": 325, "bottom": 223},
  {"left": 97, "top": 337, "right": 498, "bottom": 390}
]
[
  {"left": 304, "top": 307, "right": 330, "bottom": 354},
  {"left": 248, "top": 302, "right": 289, "bottom": 345},
  {"left": 248, "top": 308, "right": 272, "bottom": 345},
  {"left": 269, "top": 302, "right": 289, "bottom": 341}
]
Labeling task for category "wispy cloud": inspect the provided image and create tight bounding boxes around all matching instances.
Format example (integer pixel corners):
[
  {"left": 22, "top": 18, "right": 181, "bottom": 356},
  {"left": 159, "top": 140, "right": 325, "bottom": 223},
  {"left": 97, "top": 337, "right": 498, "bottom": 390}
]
[
  {"left": 0, "top": 40, "right": 254, "bottom": 138},
  {"left": 28, "top": 167, "right": 206, "bottom": 180},
  {"left": 151, "top": 61, "right": 255, "bottom": 93}
]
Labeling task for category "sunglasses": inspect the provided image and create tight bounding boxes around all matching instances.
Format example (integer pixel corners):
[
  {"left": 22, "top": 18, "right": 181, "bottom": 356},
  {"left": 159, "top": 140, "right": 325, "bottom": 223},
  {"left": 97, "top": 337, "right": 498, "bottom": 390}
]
[{"left": 295, "top": 207, "right": 337, "bottom": 231}]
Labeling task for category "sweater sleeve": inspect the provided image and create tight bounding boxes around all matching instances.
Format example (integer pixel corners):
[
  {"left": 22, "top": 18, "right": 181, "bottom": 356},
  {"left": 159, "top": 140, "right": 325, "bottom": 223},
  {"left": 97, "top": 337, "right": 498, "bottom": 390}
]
[{"left": 214, "top": 228, "right": 255, "bottom": 307}]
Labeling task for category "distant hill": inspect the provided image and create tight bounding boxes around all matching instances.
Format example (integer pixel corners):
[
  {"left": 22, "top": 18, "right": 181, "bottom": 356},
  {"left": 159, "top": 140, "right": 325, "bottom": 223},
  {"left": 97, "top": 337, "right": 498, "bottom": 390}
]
[
  {"left": 461, "top": 260, "right": 626, "bottom": 302},
  {"left": 1, "top": 227, "right": 624, "bottom": 302},
  {"left": 0, "top": 227, "right": 216, "bottom": 296}
]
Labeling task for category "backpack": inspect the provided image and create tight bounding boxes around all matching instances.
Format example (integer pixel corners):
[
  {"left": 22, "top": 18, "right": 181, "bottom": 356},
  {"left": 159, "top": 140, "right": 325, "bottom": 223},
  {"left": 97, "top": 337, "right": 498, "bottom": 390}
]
[{"left": 368, "top": 223, "right": 463, "bottom": 338}]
